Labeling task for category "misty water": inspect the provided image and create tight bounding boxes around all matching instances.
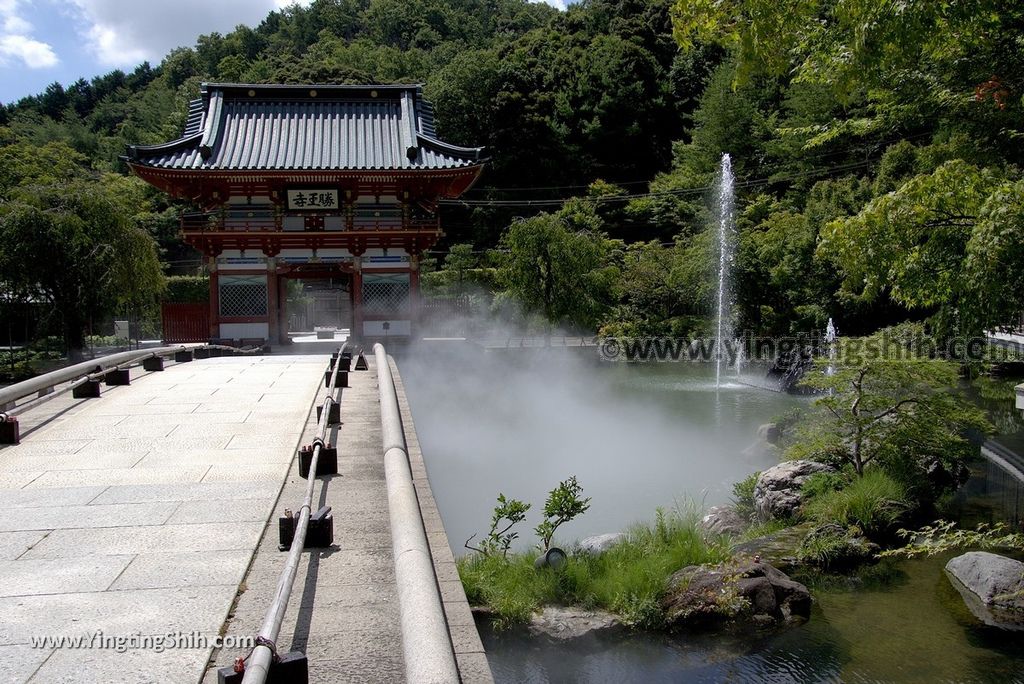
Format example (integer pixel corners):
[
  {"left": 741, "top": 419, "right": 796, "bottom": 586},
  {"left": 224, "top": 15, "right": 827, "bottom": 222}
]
[
  {"left": 401, "top": 342, "right": 804, "bottom": 550},
  {"left": 399, "top": 342, "right": 1024, "bottom": 683}
]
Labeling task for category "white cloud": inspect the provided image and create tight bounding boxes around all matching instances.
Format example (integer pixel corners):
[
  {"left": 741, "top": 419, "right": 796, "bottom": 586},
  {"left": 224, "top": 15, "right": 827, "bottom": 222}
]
[
  {"left": 68, "top": 0, "right": 314, "bottom": 67},
  {"left": 533, "top": 0, "right": 568, "bottom": 9},
  {"left": 0, "top": 33, "right": 58, "bottom": 68},
  {"left": 0, "top": 0, "right": 58, "bottom": 69}
]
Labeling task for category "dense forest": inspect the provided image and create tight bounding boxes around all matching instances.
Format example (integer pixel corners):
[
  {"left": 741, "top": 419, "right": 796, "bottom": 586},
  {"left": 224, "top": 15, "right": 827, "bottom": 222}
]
[{"left": 2, "top": 0, "right": 1024, "bottom": 345}]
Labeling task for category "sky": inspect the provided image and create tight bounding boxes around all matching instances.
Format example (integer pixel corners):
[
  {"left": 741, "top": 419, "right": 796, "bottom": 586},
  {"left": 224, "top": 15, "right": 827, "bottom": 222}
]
[{"left": 0, "top": 0, "right": 571, "bottom": 106}]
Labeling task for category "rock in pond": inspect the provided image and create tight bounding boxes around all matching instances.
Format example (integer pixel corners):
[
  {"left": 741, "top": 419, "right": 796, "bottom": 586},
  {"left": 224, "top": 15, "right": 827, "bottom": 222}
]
[
  {"left": 757, "top": 423, "right": 782, "bottom": 445},
  {"left": 577, "top": 533, "right": 627, "bottom": 556},
  {"left": 945, "top": 551, "right": 1024, "bottom": 631},
  {"left": 796, "top": 523, "right": 879, "bottom": 569},
  {"left": 700, "top": 506, "right": 749, "bottom": 537},
  {"left": 527, "top": 606, "right": 624, "bottom": 641},
  {"left": 662, "top": 559, "right": 811, "bottom": 631},
  {"left": 754, "top": 460, "right": 834, "bottom": 522},
  {"left": 730, "top": 523, "right": 817, "bottom": 571}
]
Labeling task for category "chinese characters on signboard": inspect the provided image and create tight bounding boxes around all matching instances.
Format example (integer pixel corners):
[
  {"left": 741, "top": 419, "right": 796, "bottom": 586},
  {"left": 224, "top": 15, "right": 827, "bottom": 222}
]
[{"left": 286, "top": 189, "right": 340, "bottom": 210}]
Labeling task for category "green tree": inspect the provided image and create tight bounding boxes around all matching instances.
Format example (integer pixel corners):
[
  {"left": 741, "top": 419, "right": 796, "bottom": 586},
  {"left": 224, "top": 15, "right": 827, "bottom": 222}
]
[
  {"left": 790, "top": 327, "right": 990, "bottom": 489},
  {"left": 671, "top": 0, "right": 1024, "bottom": 158},
  {"left": 818, "top": 160, "right": 1019, "bottom": 336},
  {"left": 441, "top": 243, "right": 478, "bottom": 295},
  {"left": 498, "top": 212, "right": 615, "bottom": 332},
  {"left": 0, "top": 177, "right": 165, "bottom": 355}
]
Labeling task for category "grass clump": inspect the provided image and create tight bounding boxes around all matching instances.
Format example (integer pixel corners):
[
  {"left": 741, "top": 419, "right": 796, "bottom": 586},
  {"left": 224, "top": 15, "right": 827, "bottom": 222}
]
[
  {"left": 458, "top": 551, "right": 559, "bottom": 630},
  {"left": 803, "top": 469, "right": 909, "bottom": 536},
  {"left": 731, "top": 472, "right": 759, "bottom": 520},
  {"left": 458, "top": 506, "right": 731, "bottom": 630}
]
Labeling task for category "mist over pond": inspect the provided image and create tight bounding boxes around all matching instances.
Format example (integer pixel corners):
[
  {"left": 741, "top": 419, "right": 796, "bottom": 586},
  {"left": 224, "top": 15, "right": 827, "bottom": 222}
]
[
  {"left": 399, "top": 341, "right": 805, "bottom": 553},
  {"left": 399, "top": 341, "right": 1024, "bottom": 683}
]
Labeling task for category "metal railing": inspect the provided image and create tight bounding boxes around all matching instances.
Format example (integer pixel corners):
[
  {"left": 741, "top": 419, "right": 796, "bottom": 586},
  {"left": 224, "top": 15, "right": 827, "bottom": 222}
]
[
  {"left": 0, "top": 346, "right": 188, "bottom": 420},
  {"left": 241, "top": 343, "right": 346, "bottom": 684},
  {"left": 181, "top": 210, "right": 441, "bottom": 233},
  {"left": 0, "top": 343, "right": 266, "bottom": 432}
]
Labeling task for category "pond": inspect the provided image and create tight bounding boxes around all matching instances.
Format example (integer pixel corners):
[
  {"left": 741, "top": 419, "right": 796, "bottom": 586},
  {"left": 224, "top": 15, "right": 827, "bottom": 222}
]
[
  {"left": 399, "top": 342, "right": 1024, "bottom": 683},
  {"left": 400, "top": 341, "right": 806, "bottom": 551}
]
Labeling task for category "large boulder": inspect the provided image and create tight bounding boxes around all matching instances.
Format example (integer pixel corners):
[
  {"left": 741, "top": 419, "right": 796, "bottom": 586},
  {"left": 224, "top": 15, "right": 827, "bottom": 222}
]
[
  {"left": 700, "top": 506, "right": 749, "bottom": 537},
  {"left": 577, "top": 533, "right": 627, "bottom": 556},
  {"left": 945, "top": 551, "right": 1024, "bottom": 631},
  {"left": 754, "top": 460, "right": 834, "bottom": 522},
  {"left": 662, "top": 559, "right": 811, "bottom": 630}
]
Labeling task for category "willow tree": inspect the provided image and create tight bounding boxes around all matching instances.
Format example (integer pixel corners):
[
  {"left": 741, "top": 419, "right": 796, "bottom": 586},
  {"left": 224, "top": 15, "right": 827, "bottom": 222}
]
[
  {"left": 497, "top": 212, "right": 616, "bottom": 332},
  {"left": 0, "top": 174, "right": 164, "bottom": 355}
]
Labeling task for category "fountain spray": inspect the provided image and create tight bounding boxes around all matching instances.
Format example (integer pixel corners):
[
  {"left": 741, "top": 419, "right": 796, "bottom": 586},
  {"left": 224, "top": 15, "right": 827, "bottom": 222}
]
[
  {"left": 825, "top": 318, "right": 838, "bottom": 377},
  {"left": 715, "top": 154, "right": 735, "bottom": 389}
]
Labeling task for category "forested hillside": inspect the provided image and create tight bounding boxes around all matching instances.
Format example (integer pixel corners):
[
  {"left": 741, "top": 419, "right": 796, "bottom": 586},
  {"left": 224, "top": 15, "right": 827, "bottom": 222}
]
[{"left": 2, "top": 0, "right": 1024, "bottom": 344}]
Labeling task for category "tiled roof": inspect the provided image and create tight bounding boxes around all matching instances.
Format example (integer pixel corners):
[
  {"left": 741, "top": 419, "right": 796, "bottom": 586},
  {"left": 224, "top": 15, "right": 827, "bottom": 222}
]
[{"left": 125, "top": 83, "right": 484, "bottom": 172}]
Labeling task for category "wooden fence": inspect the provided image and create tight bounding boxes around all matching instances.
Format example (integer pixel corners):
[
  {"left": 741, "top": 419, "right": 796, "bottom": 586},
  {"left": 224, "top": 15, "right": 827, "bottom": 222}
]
[{"left": 161, "top": 303, "right": 209, "bottom": 343}]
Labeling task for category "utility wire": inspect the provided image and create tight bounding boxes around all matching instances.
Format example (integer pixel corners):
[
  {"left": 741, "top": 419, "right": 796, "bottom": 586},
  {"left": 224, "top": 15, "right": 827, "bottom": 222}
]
[
  {"left": 458, "top": 131, "right": 933, "bottom": 197},
  {"left": 442, "top": 158, "right": 877, "bottom": 208}
]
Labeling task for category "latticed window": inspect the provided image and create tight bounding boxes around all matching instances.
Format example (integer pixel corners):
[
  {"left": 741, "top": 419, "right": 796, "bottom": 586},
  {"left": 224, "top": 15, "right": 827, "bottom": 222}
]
[
  {"left": 362, "top": 273, "right": 410, "bottom": 314},
  {"left": 219, "top": 275, "right": 268, "bottom": 317}
]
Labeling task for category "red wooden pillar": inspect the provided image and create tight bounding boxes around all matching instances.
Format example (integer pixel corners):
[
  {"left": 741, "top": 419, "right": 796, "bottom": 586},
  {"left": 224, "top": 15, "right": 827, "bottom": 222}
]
[
  {"left": 278, "top": 274, "right": 291, "bottom": 345},
  {"left": 208, "top": 260, "right": 220, "bottom": 340},
  {"left": 409, "top": 255, "right": 421, "bottom": 335},
  {"left": 352, "top": 256, "right": 363, "bottom": 340},
  {"left": 266, "top": 260, "right": 279, "bottom": 345}
]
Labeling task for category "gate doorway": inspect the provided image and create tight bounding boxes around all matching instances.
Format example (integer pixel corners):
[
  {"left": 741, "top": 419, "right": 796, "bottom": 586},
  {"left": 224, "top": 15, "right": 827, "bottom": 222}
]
[{"left": 284, "top": 274, "right": 353, "bottom": 338}]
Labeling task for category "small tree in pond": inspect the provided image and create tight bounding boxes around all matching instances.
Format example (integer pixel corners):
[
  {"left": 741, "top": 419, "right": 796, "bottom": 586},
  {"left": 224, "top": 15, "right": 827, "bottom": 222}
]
[
  {"left": 535, "top": 476, "right": 591, "bottom": 551},
  {"left": 465, "top": 493, "right": 531, "bottom": 558},
  {"left": 791, "top": 326, "right": 990, "bottom": 491}
]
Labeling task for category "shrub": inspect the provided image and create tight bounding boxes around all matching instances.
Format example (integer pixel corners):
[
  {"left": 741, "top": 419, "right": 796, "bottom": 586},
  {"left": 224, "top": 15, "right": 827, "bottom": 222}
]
[
  {"left": 804, "top": 469, "right": 909, "bottom": 536},
  {"left": 465, "top": 493, "right": 530, "bottom": 558},
  {"left": 164, "top": 275, "right": 209, "bottom": 303},
  {"left": 535, "top": 476, "right": 591, "bottom": 550},
  {"left": 732, "top": 472, "right": 759, "bottom": 520},
  {"left": 796, "top": 523, "right": 878, "bottom": 569},
  {"left": 880, "top": 520, "right": 1024, "bottom": 559}
]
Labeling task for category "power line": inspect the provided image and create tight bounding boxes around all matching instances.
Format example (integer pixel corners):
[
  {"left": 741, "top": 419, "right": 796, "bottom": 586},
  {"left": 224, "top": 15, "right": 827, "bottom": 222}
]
[
  {"left": 441, "top": 158, "right": 877, "bottom": 208},
  {"left": 459, "top": 131, "right": 932, "bottom": 197}
]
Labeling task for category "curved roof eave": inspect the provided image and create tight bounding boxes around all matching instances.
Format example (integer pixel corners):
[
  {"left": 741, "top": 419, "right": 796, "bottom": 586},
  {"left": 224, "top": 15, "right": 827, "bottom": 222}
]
[
  {"left": 125, "top": 133, "right": 203, "bottom": 160},
  {"left": 417, "top": 134, "right": 485, "bottom": 161}
]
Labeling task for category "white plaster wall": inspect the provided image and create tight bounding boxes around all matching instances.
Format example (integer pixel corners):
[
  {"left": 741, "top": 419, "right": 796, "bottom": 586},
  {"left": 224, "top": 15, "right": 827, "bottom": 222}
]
[{"left": 219, "top": 323, "right": 270, "bottom": 339}]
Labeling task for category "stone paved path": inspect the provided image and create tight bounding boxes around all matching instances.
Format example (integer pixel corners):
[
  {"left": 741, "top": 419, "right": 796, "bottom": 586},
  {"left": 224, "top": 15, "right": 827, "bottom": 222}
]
[{"left": 0, "top": 355, "right": 323, "bottom": 683}]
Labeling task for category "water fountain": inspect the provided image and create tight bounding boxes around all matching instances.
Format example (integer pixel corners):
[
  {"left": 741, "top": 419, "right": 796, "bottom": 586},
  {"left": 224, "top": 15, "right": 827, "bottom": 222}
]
[
  {"left": 715, "top": 153, "right": 735, "bottom": 389},
  {"left": 735, "top": 336, "right": 745, "bottom": 378},
  {"left": 825, "top": 317, "right": 838, "bottom": 376}
]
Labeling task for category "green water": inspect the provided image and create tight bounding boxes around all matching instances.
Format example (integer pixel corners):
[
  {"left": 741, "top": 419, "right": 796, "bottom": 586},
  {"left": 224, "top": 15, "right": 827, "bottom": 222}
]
[{"left": 481, "top": 553, "right": 1024, "bottom": 683}]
